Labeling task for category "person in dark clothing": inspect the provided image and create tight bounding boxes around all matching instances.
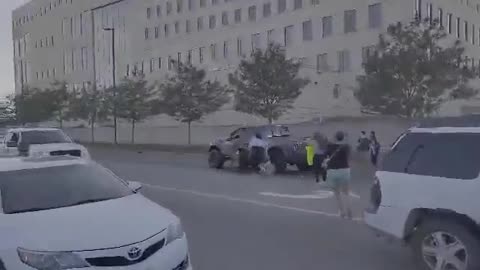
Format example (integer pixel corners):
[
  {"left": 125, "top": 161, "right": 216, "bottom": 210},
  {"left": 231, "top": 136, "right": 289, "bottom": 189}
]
[
  {"left": 357, "top": 131, "right": 370, "bottom": 152},
  {"left": 369, "top": 131, "right": 381, "bottom": 167},
  {"left": 309, "top": 132, "right": 328, "bottom": 182},
  {"left": 324, "top": 131, "right": 353, "bottom": 219}
]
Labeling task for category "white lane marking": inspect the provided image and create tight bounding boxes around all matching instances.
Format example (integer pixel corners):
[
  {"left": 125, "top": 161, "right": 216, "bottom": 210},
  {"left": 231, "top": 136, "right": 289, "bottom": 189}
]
[
  {"left": 313, "top": 190, "right": 362, "bottom": 199},
  {"left": 142, "top": 183, "right": 363, "bottom": 222},
  {"left": 260, "top": 191, "right": 333, "bottom": 199}
]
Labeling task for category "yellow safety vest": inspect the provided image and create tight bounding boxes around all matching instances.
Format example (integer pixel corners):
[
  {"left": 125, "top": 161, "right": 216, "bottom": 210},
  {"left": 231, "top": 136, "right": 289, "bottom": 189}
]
[{"left": 306, "top": 145, "right": 314, "bottom": 166}]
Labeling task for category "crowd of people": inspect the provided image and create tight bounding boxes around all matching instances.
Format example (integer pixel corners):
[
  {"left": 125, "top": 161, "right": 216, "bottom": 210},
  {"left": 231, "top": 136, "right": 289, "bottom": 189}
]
[{"left": 247, "top": 129, "right": 382, "bottom": 220}]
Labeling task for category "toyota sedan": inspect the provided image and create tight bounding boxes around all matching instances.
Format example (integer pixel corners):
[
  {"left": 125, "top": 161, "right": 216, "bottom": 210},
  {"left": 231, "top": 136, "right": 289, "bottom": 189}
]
[{"left": 0, "top": 156, "right": 191, "bottom": 270}]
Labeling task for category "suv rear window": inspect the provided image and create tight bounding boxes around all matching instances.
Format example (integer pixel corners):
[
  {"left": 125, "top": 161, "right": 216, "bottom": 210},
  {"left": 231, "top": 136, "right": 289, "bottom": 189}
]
[{"left": 381, "top": 132, "right": 480, "bottom": 180}]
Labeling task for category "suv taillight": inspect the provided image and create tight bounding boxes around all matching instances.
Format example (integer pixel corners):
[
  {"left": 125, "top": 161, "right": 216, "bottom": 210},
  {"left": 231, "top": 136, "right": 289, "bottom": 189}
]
[{"left": 368, "top": 176, "right": 382, "bottom": 213}]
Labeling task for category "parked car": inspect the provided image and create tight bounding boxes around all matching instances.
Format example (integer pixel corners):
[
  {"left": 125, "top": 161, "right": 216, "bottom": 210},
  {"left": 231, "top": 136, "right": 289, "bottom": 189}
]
[
  {"left": 1, "top": 128, "right": 90, "bottom": 159},
  {"left": 0, "top": 156, "right": 191, "bottom": 270},
  {"left": 365, "top": 117, "right": 480, "bottom": 270},
  {"left": 208, "top": 125, "right": 309, "bottom": 173}
]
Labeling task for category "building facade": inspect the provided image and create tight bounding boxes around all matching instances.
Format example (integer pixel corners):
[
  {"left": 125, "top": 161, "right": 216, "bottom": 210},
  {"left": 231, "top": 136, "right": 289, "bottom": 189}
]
[{"left": 12, "top": 0, "right": 480, "bottom": 125}]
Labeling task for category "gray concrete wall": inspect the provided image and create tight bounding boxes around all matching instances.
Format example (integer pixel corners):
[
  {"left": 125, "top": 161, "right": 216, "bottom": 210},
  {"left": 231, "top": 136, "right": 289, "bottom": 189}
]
[{"left": 64, "top": 116, "right": 414, "bottom": 147}]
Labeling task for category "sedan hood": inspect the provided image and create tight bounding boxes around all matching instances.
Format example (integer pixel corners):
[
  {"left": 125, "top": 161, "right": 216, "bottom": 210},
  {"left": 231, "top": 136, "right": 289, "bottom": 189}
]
[{"left": 0, "top": 194, "right": 176, "bottom": 252}]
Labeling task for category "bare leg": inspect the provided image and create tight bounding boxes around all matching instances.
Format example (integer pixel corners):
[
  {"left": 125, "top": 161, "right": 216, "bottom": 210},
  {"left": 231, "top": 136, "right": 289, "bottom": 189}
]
[
  {"left": 341, "top": 183, "right": 353, "bottom": 219},
  {"left": 333, "top": 188, "right": 346, "bottom": 217}
]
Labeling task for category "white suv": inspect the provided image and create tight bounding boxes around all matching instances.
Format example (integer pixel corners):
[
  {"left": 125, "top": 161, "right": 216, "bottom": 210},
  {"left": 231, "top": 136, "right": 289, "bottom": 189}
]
[{"left": 365, "top": 120, "right": 480, "bottom": 270}]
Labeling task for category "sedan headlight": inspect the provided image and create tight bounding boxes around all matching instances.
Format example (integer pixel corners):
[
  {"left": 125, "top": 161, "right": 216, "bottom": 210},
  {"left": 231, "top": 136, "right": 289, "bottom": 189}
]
[
  {"left": 17, "top": 248, "right": 89, "bottom": 270},
  {"left": 166, "top": 222, "right": 185, "bottom": 245}
]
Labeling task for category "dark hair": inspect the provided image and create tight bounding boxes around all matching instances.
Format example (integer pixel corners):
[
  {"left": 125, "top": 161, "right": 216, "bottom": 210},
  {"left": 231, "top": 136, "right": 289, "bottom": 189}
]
[
  {"left": 361, "top": 131, "right": 366, "bottom": 134},
  {"left": 255, "top": 133, "right": 263, "bottom": 139},
  {"left": 335, "top": 131, "right": 344, "bottom": 142}
]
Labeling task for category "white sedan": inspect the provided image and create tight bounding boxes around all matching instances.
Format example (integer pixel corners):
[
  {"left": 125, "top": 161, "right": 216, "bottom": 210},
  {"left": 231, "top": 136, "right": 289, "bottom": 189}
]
[
  {"left": 0, "top": 156, "right": 192, "bottom": 270},
  {"left": 1, "top": 128, "right": 90, "bottom": 159}
]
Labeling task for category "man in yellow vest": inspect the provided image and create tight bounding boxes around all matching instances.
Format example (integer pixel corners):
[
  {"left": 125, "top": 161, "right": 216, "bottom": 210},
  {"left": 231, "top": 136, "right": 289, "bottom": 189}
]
[{"left": 307, "top": 132, "right": 328, "bottom": 182}]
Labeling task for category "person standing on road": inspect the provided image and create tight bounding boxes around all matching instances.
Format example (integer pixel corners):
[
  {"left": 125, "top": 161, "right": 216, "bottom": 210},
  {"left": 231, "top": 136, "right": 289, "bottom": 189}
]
[
  {"left": 357, "top": 131, "right": 370, "bottom": 152},
  {"left": 369, "top": 131, "right": 381, "bottom": 167},
  {"left": 248, "top": 133, "right": 269, "bottom": 173},
  {"left": 309, "top": 132, "right": 328, "bottom": 183},
  {"left": 324, "top": 131, "right": 353, "bottom": 219}
]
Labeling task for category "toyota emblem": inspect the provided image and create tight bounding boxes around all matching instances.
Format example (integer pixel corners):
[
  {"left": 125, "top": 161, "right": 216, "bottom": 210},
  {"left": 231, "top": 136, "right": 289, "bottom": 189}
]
[{"left": 127, "top": 246, "right": 143, "bottom": 260}]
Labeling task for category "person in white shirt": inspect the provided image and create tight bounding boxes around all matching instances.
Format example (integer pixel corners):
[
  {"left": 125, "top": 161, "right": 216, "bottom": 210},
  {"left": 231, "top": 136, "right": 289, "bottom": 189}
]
[{"left": 248, "top": 133, "right": 268, "bottom": 172}]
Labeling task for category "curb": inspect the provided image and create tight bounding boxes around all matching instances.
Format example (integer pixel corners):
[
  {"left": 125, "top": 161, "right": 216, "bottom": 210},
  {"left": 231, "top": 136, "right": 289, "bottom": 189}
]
[{"left": 82, "top": 142, "right": 209, "bottom": 154}]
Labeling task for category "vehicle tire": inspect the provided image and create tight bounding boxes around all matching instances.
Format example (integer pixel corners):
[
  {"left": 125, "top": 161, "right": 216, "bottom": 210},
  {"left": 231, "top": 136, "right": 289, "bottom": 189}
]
[
  {"left": 208, "top": 149, "right": 224, "bottom": 169},
  {"left": 269, "top": 149, "right": 287, "bottom": 174},
  {"left": 411, "top": 217, "right": 480, "bottom": 270},
  {"left": 238, "top": 149, "right": 249, "bottom": 170}
]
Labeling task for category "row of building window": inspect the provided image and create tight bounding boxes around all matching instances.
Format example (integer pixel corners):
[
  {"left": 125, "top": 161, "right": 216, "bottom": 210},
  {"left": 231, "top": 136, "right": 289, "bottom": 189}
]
[
  {"left": 145, "top": 3, "right": 382, "bottom": 40},
  {"left": 63, "top": 47, "right": 89, "bottom": 75},
  {"left": 36, "top": 68, "right": 57, "bottom": 80},
  {"left": 126, "top": 43, "right": 360, "bottom": 77},
  {"left": 34, "top": 36, "right": 55, "bottom": 49},
  {"left": 416, "top": 0, "right": 480, "bottom": 47},
  {"left": 145, "top": 0, "right": 323, "bottom": 19},
  {"left": 14, "top": 0, "right": 74, "bottom": 28}
]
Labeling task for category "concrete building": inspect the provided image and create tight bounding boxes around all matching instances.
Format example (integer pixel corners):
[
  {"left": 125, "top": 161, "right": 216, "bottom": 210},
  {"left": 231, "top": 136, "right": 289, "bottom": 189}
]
[{"left": 12, "top": 0, "right": 480, "bottom": 126}]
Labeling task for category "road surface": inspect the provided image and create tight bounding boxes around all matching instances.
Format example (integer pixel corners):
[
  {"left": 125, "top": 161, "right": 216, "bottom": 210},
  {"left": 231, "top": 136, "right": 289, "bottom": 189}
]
[{"left": 91, "top": 147, "right": 416, "bottom": 270}]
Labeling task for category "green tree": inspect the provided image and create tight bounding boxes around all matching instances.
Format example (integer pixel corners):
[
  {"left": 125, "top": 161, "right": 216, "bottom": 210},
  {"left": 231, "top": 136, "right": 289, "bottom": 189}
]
[
  {"left": 69, "top": 84, "right": 109, "bottom": 143},
  {"left": 229, "top": 43, "right": 310, "bottom": 123},
  {"left": 12, "top": 87, "right": 53, "bottom": 125},
  {"left": 356, "top": 19, "right": 477, "bottom": 118},
  {"left": 159, "top": 62, "right": 231, "bottom": 144},
  {"left": 46, "top": 81, "right": 70, "bottom": 128},
  {"left": 117, "top": 74, "right": 157, "bottom": 144}
]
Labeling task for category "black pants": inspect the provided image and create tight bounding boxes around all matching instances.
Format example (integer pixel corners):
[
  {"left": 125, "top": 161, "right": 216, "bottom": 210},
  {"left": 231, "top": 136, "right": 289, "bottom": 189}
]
[
  {"left": 371, "top": 153, "right": 379, "bottom": 167},
  {"left": 250, "top": 146, "right": 267, "bottom": 170},
  {"left": 313, "top": 154, "right": 327, "bottom": 182}
]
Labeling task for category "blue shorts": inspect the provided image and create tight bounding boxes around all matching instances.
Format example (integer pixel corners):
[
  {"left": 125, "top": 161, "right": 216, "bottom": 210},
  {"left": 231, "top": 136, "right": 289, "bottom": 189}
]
[{"left": 326, "top": 168, "right": 351, "bottom": 189}]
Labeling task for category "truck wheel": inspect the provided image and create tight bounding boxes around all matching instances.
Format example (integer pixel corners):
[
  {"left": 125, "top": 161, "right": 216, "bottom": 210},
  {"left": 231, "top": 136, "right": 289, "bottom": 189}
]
[
  {"left": 269, "top": 149, "right": 287, "bottom": 173},
  {"left": 238, "top": 149, "right": 249, "bottom": 170},
  {"left": 208, "top": 149, "right": 224, "bottom": 169},
  {"left": 411, "top": 217, "right": 480, "bottom": 270}
]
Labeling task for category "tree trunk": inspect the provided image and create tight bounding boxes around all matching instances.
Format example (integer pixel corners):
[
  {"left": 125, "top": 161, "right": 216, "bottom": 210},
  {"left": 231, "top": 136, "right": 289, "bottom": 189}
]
[
  {"left": 131, "top": 119, "right": 136, "bottom": 144},
  {"left": 187, "top": 121, "right": 191, "bottom": 145},
  {"left": 90, "top": 118, "right": 95, "bottom": 143}
]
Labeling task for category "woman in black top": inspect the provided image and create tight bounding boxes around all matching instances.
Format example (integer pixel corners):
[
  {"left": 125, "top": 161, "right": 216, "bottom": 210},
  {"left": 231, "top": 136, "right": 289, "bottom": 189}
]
[{"left": 324, "top": 131, "right": 353, "bottom": 219}]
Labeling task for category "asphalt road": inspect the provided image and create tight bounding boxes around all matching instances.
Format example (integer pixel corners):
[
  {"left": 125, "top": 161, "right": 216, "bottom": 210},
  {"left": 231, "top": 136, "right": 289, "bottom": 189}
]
[{"left": 91, "top": 147, "right": 416, "bottom": 270}]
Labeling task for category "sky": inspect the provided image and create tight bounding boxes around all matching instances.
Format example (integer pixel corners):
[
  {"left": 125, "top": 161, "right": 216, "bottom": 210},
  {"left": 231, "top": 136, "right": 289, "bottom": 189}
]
[{"left": 1, "top": 1, "right": 28, "bottom": 98}]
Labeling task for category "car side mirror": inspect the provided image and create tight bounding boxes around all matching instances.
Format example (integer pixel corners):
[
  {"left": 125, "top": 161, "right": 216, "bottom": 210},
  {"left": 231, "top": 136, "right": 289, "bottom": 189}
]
[
  {"left": 6, "top": 141, "right": 17, "bottom": 147},
  {"left": 128, "top": 181, "right": 143, "bottom": 192}
]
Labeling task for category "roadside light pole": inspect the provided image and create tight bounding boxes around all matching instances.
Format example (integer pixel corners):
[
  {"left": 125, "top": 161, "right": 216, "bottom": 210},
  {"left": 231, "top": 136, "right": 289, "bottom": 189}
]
[{"left": 103, "top": 27, "right": 118, "bottom": 144}]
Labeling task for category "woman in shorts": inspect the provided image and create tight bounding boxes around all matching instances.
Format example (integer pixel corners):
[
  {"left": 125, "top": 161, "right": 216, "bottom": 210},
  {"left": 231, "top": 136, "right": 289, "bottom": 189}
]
[{"left": 324, "top": 131, "right": 353, "bottom": 219}]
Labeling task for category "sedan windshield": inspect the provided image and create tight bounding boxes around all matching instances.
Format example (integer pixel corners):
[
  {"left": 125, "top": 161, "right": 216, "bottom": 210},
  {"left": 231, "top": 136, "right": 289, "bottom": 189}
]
[
  {"left": 0, "top": 164, "right": 133, "bottom": 214},
  {"left": 21, "top": 130, "right": 72, "bottom": 145}
]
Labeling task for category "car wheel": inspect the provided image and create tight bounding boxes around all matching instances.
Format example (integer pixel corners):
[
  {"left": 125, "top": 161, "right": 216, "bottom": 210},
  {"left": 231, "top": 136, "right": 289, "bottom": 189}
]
[
  {"left": 238, "top": 149, "right": 249, "bottom": 170},
  {"left": 208, "top": 149, "right": 224, "bottom": 169},
  {"left": 411, "top": 217, "right": 480, "bottom": 270},
  {"left": 269, "top": 149, "right": 287, "bottom": 174}
]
